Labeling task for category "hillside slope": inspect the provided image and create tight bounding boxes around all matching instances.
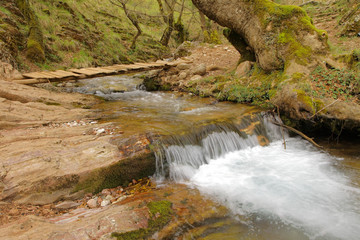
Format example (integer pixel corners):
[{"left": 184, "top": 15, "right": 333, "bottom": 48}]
[{"left": 0, "top": 0, "right": 203, "bottom": 72}]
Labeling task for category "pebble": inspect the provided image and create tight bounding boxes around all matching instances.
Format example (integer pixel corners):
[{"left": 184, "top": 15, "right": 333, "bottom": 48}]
[
  {"left": 87, "top": 199, "right": 97, "bottom": 208},
  {"left": 100, "top": 199, "right": 111, "bottom": 207},
  {"left": 112, "top": 196, "right": 127, "bottom": 204},
  {"left": 55, "top": 201, "right": 81, "bottom": 210},
  {"left": 8, "top": 208, "right": 19, "bottom": 216},
  {"left": 96, "top": 128, "right": 106, "bottom": 135},
  {"left": 105, "top": 195, "right": 113, "bottom": 201},
  {"left": 101, "top": 189, "right": 111, "bottom": 196}
]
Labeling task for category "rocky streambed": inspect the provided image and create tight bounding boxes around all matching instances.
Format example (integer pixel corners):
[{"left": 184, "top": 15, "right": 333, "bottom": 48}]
[{"left": 1, "top": 72, "right": 360, "bottom": 240}]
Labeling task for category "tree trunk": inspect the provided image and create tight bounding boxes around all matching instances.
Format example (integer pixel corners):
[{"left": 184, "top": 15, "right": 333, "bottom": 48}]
[
  {"left": 192, "top": 0, "right": 329, "bottom": 72},
  {"left": 157, "top": 0, "right": 175, "bottom": 47},
  {"left": 111, "top": 0, "right": 142, "bottom": 49}
]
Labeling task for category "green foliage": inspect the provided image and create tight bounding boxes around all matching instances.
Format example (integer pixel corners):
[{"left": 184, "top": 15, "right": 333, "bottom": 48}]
[
  {"left": 203, "top": 30, "right": 222, "bottom": 44},
  {"left": 111, "top": 200, "right": 172, "bottom": 240},
  {"left": 0, "top": 6, "right": 11, "bottom": 15},
  {"left": 185, "top": 68, "right": 284, "bottom": 108},
  {"left": 309, "top": 66, "right": 360, "bottom": 101},
  {"left": 72, "top": 49, "right": 93, "bottom": 68}
]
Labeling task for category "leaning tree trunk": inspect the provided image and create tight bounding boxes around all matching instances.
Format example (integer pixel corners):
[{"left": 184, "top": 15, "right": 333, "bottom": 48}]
[{"left": 192, "top": 0, "right": 329, "bottom": 72}]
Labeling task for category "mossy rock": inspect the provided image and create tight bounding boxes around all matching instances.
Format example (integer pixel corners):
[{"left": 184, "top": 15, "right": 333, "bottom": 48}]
[
  {"left": 111, "top": 200, "right": 172, "bottom": 240},
  {"left": 73, "top": 152, "right": 156, "bottom": 194}
]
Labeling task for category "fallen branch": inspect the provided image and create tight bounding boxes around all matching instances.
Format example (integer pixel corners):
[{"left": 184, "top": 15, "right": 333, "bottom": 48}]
[
  {"left": 270, "top": 120, "right": 323, "bottom": 149},
  {"left": 276, "top": 106, "right": 286, "bottom": 150},
  {"left": 310, "top": 99, "right": 339, "bottom": 119}
]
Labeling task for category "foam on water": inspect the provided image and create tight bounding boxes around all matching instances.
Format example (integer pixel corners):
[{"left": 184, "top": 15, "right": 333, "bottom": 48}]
[{"left": 187, "top": 138, "right": 360, "bottom": 240}]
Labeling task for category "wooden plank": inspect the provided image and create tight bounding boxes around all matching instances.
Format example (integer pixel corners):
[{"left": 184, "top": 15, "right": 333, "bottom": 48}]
[
  {"left": 110, "top": 65, "right": 129, "bottom": 71},
  {"left": 93, "top": 67, "right": 117, "bottom": 73},
  {"left": 16, "top": 61, "right": 184, "bottom": 84},
  {"left": 81, "top": 67, "right": 115, "bottom": 74},
  {"left": 55, "top": 70, "right": 80, "bottom": 77},
  {"left": 69, "top": 69, "right": 100, "bottom": 76},
  {"left": 134, "top": 63, "right": 153, "bottom": 69},
  {"left": 36, "top": 72, "right": 61, "bottom": 79},
  {"left": 101, "top": 66, "right": 127, "bottom": 72},
  {"left": 22, "top": 72, "right": 50, "bottom": 79},
  {"left": 125, "top": 64, "right": 146, "bottom": 70}
]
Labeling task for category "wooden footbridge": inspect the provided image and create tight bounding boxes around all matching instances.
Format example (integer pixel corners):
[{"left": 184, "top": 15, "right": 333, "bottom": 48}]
[{"left": 11, "top": 59, "right": 189, "bottom": 85}]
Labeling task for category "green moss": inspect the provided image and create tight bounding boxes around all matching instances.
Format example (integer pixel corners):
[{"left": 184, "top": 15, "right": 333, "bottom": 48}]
[
  {"left": 277, "top": 30, "right": 312, "bottom": 65},
  {"left": 203, "top": 30, "right": 222, "bottom": 44},
  {"left": 111, "top": 200, "right": 172, "bottom": 240},
  {"left": 73, "top": 152, "right": 156, "bottom": 194},
  {"left": 16, "top": 0, "right": 45, "bottom": 62},
  {"left": 253, "top": 0, "right": 305, "bottom": 26},
  {"left": 26, "top": 38, "right": 45, "bottom": 62},
  {"left": 294, "top": 89, "right": 316, "bottom": 113}
]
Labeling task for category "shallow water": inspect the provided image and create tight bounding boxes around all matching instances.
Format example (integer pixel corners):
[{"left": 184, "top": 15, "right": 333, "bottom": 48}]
[
  {"left": 71, "top": 74, "right": 256, "bottom": 137},
  {"left": 72, "top": 74, "right": 360, "bottom": 240}
]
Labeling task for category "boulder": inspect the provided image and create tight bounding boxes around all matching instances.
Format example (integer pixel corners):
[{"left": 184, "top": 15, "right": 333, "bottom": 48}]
[
  {"left": 191, "top": 63, "right": 207, "bottom": 76},
  {"left": 0, "top": 62, "right": 23, "bottom": 80},
  {"left": 235, "top": 61, "right": 253, "bottom": 77}
]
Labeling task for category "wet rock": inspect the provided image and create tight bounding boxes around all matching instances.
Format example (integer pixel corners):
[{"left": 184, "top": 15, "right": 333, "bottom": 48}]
[
  {"left": 55, "top": 201, "right": 80, "bottom": 210},
  {"left": 235, "top": 61, "right": 253, "bottom": 77},
  {"left": 191, "top": 63, "right": 207, "bottom": 76},
  {"left": 87, "top": 199, "right": 97, "bottom": 208}
]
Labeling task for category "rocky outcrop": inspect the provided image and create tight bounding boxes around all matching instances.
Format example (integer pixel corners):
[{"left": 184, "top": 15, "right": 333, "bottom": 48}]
[
  {"left": 0, "top": 80, "right": 156, "bottom": 204},
  {"left": 0, "top": 62, "right": 22, "bottom": 80}
]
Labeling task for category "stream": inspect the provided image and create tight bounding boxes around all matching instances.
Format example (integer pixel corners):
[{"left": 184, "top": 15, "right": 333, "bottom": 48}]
[{"left": 70, "top": 74, "right": 360, "bottom": 240}]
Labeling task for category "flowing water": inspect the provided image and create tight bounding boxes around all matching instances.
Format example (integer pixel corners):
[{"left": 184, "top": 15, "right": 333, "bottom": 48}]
[{"left": 72, "top": 74, "right": 360, "bottom": 240}]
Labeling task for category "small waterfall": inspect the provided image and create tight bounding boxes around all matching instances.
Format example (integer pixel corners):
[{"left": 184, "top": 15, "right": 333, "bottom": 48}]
[
  {"left": 155, "top": 112, "right": 360, "bottom": 240},
  {"left": 155, "top": 113, "right": 285, "bottom": 181}
]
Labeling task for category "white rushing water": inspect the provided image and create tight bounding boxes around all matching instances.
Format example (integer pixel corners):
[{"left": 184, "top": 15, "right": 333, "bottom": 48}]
[{"left": 157, "top": 123, "right": 360, "bottom": 240}]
